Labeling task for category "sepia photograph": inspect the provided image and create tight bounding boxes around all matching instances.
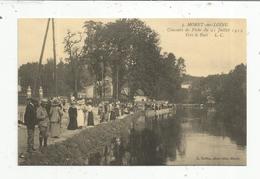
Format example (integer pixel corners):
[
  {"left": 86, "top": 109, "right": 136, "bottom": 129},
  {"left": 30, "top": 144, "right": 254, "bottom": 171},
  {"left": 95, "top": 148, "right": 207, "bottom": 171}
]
[{"left": 17, "top": 18, "right": 246, "bottom": 166}]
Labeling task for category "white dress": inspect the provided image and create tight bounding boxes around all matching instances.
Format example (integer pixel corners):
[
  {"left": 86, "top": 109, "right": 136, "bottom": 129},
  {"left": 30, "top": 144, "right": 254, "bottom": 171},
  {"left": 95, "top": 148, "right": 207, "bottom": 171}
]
[{"left": 77, "top": 105, "right": 85, "bottom": 127}]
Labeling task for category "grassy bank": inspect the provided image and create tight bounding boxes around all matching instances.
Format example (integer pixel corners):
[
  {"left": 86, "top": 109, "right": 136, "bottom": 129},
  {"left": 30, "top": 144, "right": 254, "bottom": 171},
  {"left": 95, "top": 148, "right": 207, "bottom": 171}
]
[{"left": 20, "top": 112, "right": 143, "bottom": 165}]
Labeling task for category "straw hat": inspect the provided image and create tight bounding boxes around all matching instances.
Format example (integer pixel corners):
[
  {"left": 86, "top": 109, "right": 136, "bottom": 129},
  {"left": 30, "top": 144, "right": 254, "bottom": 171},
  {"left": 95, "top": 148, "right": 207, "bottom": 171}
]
[
  {"left": 51, "top": 98, "right": 60, "bottom": 106},
  {"left": 77, "top": 99, "right": 85, "bottom": 105},
  {"left": 71, "top": 100, "right": 76, "bottom": 105},
  {"left": 40, "top": 98, "right": 48, "bottom": 105}
]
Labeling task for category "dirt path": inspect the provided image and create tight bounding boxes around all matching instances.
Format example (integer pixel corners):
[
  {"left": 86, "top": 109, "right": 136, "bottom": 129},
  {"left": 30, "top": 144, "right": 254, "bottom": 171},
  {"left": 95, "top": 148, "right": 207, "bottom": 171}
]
[
  {"left": 18, "top": 107, "right": 131, "bottom": 161},
  {"left": 18, "top": 107, "right": 101, "bottom": 154}
]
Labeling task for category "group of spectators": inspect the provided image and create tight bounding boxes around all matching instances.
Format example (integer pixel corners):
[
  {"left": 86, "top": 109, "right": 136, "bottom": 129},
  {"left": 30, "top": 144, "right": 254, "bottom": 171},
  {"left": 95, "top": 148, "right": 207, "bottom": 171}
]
[
  {"left": 98, "top": 101, "right": 138, "bottom": 123},
  {"left": 145, "top": 102, "right": 174, "bottom": 111},
  {"left": 23, "top": 97, "right": 95, "bottom": 153},
  {"left": 23, "top": 96, "right": 139, "bottom": 153},
  {"left": 23, "top": 96, "right": 173, "bottom": 153},
  {"left": 23, "top": 97, "right": 64, "bottom": 153},
  {"left": 67, "top": 97, "right": 94, "bottom": 130}
]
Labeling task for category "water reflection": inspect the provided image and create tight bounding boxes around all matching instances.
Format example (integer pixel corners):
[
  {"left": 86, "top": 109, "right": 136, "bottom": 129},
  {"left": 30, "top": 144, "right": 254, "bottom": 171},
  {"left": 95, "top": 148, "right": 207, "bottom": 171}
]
[{"left": 87, "top": 108, "right": 246, "bottom": 165}]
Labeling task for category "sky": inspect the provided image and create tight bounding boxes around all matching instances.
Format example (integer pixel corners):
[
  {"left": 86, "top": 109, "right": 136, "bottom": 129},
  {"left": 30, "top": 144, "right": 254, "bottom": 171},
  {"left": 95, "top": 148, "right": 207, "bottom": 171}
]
[{"left": 18, "top": 18, "right": 246, "bottom": 77}]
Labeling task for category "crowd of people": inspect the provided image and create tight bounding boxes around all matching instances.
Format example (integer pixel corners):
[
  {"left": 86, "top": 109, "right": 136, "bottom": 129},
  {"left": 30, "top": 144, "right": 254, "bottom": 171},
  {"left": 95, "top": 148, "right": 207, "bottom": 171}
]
[
  {"left": 144, "top": 102, "right": 174, "bottom": 111},
  {"left": 67, "top": 97, "right": 94, "bottom": 130},
  {"left": 98, "top": 101, "right": 139, "bottom": 122},
  {"left": 23, "top": 96, "right": 174, "bottom": 153},
  {"left": 23, "top": 96, "right": 140, "bottom": 153},
  {"left": 23, "top": 97, "right": 95, "bottom": 153}
]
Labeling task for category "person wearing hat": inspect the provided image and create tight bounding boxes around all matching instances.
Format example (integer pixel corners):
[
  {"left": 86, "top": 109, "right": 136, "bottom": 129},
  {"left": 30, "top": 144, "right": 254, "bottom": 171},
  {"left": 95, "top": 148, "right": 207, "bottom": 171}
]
[
  {"left": 99, "top": 102, "right": 106, "bottom": 123},
  {"left": 36, "top": 99, "right": 50, "bottom": 149},
  {"left": 68, "top": 100, "right": 78, "bottom": 130},
  {"left": 86, "top": 101, "right": 94, "bottom": 126},
  {"left": 77, "top": 99, "right": 85, "bottom": 129},
  {"left": 115, "top": 102, "right": 120, "bottom": 118},
  {"left": 49, "top": 98, "right": 63, "bottom": 138},
  {"left": 24, "top": 98, "right": 37, "bottom": 153},
  {"left": 110, "top": 103, "right": 116, "bottom": 121}
]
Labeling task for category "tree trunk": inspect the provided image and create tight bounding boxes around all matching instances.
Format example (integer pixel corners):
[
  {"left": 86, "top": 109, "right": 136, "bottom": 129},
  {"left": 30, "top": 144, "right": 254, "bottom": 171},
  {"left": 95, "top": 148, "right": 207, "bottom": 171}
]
[
  {"left": 112, "top": 76, "right": 117, "bottom": 100},
  {"left": 72, "top": 56, "right": 78, "bottom": 97},
  {"left": 75, "top": 69, "right": 78, "bottom": 96}
]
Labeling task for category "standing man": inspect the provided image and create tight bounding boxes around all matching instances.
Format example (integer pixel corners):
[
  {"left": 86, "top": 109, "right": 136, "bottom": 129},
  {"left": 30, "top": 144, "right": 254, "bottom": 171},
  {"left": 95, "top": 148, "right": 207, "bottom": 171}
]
[
  {"left": 36, "top": 99, "right": 49, "bottom": 150},
  {"left": 24, "top": 98, "right": 37, "bottom": 153}
]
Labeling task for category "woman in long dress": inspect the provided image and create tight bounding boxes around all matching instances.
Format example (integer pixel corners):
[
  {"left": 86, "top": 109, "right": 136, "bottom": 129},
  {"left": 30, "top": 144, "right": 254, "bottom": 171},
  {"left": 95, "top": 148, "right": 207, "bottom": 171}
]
[
  {"left": 110, "top": 103, "right": 116, "bottom": 121},
  {"left": 83, "top": 99, "right": 88, "bottom": 126},
  {"left": 104, "top": 103, "right": 109, "bottom": 122},
  {"left": 99, "top": 102, "right": 105, "bottom": 123},
  {"left": 49, "top": 99, "right": 63, "bottom": 138},
  {"left": 87, "top": 103, "right": 94, "bottom": 126},
  {"left": 68, "top": 101, "right": 78, "bottom": 130},
  {"left": 77, "top": 100, "right": 85, "bottom": 129},
  {"left": 115, "top": 103, "right": 119, "bottom": 117}
]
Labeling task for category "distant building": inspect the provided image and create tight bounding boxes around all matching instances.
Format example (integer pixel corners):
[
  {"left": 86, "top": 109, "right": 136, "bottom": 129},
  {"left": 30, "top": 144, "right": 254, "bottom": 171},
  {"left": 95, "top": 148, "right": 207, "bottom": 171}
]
[
  {"left": 103, "top": 76, "right": 113, "bottom": 98},
  {"left": 121, "top": 87, "right": 129, "bottom": 96},
  {"left": 206, "top": 95, "right": 216, "bottom": 109},
  {"left": 84, "top": 84, "right": 95, "bottom": 98},
  {"left": 207, "top": 96, "right": 215, "bottom": 104},
  {"left": 134, "top": 96, "right": 148, "bottom": 102},
  {"left": 84, "top": 75, "right": 113, "bottom": 99},
  {"left": 181, "top": 82, "right": 192, "bottom": 89},
  {"left": 134, "top": 89, "right": 148, "bottom": 102}
]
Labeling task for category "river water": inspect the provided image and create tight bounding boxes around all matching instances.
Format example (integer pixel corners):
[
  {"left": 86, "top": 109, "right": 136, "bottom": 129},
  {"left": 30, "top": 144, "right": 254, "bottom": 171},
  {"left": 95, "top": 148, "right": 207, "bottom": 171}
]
[{"left": 87, "top": 108, "right": 246, "bottom": 165}]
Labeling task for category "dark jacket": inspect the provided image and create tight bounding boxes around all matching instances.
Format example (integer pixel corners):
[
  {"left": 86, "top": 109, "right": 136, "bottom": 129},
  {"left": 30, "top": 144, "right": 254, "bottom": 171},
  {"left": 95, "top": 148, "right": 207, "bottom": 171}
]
[
  {"left": 68, "top": 106, "right": 78, "bottom": 130},
  {"left": 24, "top": 103, "right": 37, "bottom": 129}
]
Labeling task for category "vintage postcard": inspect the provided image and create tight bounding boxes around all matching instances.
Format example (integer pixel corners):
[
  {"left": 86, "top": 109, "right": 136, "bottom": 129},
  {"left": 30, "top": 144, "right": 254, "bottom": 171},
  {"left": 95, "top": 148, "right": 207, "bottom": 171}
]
[{"left": 17, "top": 18, "right": 246, "bottom": 166}]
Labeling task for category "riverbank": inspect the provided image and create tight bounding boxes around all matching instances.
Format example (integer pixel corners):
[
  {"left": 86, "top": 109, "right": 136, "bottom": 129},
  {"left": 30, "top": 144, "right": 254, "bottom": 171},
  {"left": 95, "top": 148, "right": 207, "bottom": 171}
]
[
  {"left": 19, "top": 112, "right": 144, "bottom": 165},
  {"left": 18, "top": 105, "right": 100, "bottom": 155}
]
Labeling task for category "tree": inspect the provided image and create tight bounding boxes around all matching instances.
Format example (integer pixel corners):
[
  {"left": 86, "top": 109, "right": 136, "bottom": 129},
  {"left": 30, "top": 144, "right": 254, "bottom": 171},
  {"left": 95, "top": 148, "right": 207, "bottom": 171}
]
[
  {"left": 41, "top": 59, "right": 55, "bottom": 96},
  {"left": 97, "top": 19, "right": 160, "bottom": 100},
  {"left": 18, "top": 62, "right": 38, "bottom": 93},
  {"left": 82, "top": 21, "right": 109, "bottom": 99},
  {"left": 187, "top": 63, "right": 246, "bottom": 145},
  {"left": 56, "top": 60, "right": 74, "bottom": 96},
  {"left": 219, "top": 64, "right": 246, "bottom": 126},
  {"left": 18, "top": 59, "right": 79, "bottom": 97},
  {"left": 20, "top": 19, "right": 187, "bottom": 102},
  {"left": 82, "top": 19, "right": 186, "bottom": 101},
  {"left": 63, "top": 30, "right": 84, "bottom": 96}
]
